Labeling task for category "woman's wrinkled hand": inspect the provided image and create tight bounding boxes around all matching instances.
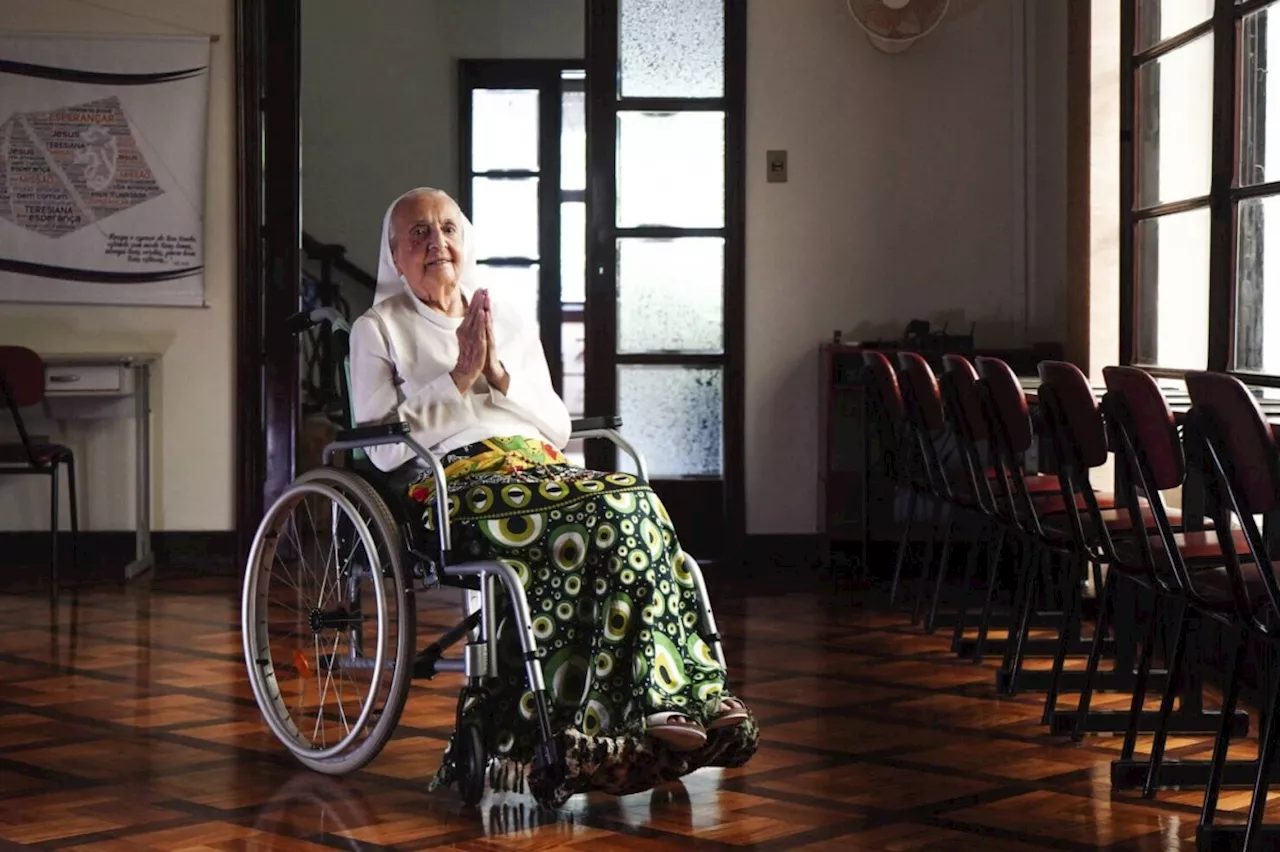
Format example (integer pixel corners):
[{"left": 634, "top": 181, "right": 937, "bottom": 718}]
[
  {"left": 450, "top": 292, "right": 488, "bottom": 393},
  {"left": 479, "top": 290, "right": 509, "bottom": 393}
]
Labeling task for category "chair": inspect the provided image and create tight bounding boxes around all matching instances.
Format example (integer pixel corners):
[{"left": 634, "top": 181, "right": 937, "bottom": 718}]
[
  {"left": 0, "top": 345, "right": 78, "bottom": 587},
  {"left": 860, "top": 350, "right": 936, "bottom": 603},
  {"left": 1184, "top": 370, "right": 1280, "bottom": 849}
]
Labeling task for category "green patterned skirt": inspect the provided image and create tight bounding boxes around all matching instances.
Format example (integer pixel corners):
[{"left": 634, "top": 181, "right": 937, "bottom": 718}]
[{"left": 407, "top": 436, "right": 758, "bottom": 807}]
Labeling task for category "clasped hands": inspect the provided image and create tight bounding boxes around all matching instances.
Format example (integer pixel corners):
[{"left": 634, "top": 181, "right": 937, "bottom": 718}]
[{"left": 450, "top": 288, "right": 508, "bottom": 395}]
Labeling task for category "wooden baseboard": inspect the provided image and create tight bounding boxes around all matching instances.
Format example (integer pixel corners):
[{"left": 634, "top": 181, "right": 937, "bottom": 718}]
[
  {"left": 0, "top": 530, "right": 237, "bottom": 572},
  {"left": 741, "top": 534, "right": 822, "bottom": 571}
]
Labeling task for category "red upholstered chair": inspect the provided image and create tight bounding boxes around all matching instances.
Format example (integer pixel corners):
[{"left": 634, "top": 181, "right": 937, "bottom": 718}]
[{"left": 0, "top": 346, "right": 78, "bottom": 586}]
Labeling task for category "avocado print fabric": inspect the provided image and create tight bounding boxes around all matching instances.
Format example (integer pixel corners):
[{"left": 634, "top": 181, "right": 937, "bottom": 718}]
[{"left": 410, "top": 436, "right": 758, "bottom": 807}]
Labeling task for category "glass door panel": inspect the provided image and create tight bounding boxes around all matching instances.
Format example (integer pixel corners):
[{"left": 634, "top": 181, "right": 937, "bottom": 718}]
[
  {"left": 616, "top": 111, "right": 725, "bottom": 228},
  {"left": 617, "top": 237, "right": 723, "bottom": 353},
  {"left": 619, "top": 0, "right": 725, "bottom": 98},
  {"left": 617, "top": 365, "right": 723, "bottom": 477}
]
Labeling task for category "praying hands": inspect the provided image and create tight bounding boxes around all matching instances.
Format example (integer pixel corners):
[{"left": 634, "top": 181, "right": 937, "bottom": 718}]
[{"left": 450, "top": 288, "right": 508, "bottom": 395}]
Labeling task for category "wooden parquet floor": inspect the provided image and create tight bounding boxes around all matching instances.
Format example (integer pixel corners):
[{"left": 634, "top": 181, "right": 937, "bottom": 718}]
[{"left": 0, "top": 568, "right": 1265, "bottom": 850}]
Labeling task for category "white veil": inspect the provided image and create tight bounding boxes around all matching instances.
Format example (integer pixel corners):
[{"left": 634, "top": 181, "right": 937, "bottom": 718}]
[{"left": 375, "top": 187, "right": 478, "bottom": 305}]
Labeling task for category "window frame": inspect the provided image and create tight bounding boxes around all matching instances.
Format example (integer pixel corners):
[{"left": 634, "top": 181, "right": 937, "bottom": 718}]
[
  {"left": 457, "top": 59, "right": 586, "bottom": 396},
  {"left": 1120, "top": 0, "right": 1280, "bottom": 382}
]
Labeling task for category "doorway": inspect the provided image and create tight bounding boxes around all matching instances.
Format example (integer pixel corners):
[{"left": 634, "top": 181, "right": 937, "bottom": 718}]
[{"left": 235, "top": 0, "right": 745, "bottom": 566}]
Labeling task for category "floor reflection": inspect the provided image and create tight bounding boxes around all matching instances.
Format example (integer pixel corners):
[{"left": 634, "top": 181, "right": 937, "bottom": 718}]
[{"left": 0, "top": 570, "right": 1259, "bottom": 849}]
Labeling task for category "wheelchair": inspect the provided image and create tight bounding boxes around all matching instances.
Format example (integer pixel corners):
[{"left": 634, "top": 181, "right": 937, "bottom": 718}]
[{"left": 241, "top": 307, "right": 732, "bottom": 807}]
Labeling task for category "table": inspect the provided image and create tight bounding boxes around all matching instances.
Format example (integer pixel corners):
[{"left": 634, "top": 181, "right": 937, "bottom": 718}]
[
  {"left": 0, "top": 323, "right": 169, "bottom": 581},
  {"left": 41, "top": 351, "right": 159, "bottom": 579}
]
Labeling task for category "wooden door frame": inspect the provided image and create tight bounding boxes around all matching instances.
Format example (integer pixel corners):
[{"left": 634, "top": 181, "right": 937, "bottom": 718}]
[
  {"left": 234, "top": 0, "right": 302, "bottom": 566},
  {"left": 584, "top": 0, "right": 747, "bottom": 565}
]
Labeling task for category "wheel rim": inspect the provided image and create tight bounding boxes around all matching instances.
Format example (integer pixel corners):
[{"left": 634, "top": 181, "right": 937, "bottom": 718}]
[{"left": 242, "top": 481, "right": 389, "bottom": 761}]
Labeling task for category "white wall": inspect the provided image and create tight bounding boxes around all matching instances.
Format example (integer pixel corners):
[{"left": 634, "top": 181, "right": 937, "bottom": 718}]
[
  {"left": 0, "top": 0, "right": 235, "bottom": 532},
  {"left": 745, "top": 0, "right": 1067, "bottom": 533},
  {"left": 301, "top": 0, "right": 584, "bottom": 276}
]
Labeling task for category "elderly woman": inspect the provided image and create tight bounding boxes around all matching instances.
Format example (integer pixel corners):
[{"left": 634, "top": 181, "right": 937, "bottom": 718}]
[{"left": 349, "top": 187, "right": 756, "bottom": 804}]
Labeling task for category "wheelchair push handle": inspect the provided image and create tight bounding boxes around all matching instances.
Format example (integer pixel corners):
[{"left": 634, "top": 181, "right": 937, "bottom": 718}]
[{"left": 286, "top": 307, "right": 349, "bottom": 335}]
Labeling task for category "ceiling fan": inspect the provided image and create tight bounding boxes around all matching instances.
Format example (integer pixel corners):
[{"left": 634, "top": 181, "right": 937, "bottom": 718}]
[{"left": 846, "top": 0, "right": 989, "bottom": 54}]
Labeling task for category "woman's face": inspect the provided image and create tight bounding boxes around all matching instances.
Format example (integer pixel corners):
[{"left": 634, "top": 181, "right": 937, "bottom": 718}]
[{"left": 390, "top": 191, "right": 464, "bottom": 302}]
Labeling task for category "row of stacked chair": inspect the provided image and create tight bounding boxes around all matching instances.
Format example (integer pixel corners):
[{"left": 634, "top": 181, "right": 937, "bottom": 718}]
[{"left": 859, "top": 350, "right": 1280, "bottom": 851}]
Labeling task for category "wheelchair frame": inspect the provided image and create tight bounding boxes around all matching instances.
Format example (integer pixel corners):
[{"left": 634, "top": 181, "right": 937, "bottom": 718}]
[{"left": 241, "top": 307, "right": 727, "bottom": 806}]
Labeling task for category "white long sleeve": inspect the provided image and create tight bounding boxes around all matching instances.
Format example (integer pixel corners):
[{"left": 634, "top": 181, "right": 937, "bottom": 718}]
[{"left": 347, "top": 288, "right": 571, "bottom": 473}]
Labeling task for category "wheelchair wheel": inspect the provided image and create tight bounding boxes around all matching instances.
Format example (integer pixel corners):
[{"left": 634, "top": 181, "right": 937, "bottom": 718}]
[{"left": 242, "top": 467, "right": 416, "bottom": 775}]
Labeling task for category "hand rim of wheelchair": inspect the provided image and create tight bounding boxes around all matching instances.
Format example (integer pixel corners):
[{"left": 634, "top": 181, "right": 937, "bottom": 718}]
[{"left": 241, "top": 472, "right": 416, "bottom": 772}]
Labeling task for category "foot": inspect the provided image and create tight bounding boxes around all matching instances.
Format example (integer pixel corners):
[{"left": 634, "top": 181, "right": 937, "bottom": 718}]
[
  {"left": 645, "top": 712, "right": 707, "bottom": 751},
  {"left": 707, "top": 697, "right": 750, "bottom": 730}
]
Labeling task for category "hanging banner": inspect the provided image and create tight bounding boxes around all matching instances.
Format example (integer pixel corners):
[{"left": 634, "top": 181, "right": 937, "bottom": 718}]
[{"left": 0, "top": 32, "right": 210, "bottom": 307}]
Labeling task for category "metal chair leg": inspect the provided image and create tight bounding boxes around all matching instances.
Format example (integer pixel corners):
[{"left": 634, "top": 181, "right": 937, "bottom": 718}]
[
  {"left": 890, "top": 490, "right": 917, "bottom": 605},
  {"left": 949, "top": 526, "right": 986, "bottom": 652},
  {"left": 49, "top": 465, "right": 59, "bottom": 591},
  {"left": 66, "top": 454, "right": 79, "bottom": 571},
  {"left": 972, "top": 527, "right": 1008, "bottom": 664},
  {"left": 1042, "top": 553, "right": 1086, "bottom": 725},
  {"left": 1143, "top": 599, "right": 1188, "bottom": 798},
  {"left": 1073, "top": 569, "right": 1116, "bottom": 742},
  {"left": 1120, "top": 591, "right": 1160, "bottom": 761},
  {"left": 923, "top": 508, "right": 956, "bottom": 633},
  {"left": 1201, "top": 631, "right": 1248, "bottom": 830},
  {"left": 1243, "top": 676, "right": 1280, "bottom": 851}
]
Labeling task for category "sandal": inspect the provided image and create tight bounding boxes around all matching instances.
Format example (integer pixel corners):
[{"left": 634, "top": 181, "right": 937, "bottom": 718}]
[
  {"left": 707, "top": 697, "right": 750, "bottom": 730},
  {"left": 645, "top": 712, "right": 707, "bottom": 751}
]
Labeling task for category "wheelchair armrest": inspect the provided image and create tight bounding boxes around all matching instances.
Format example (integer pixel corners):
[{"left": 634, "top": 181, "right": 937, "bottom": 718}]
[
  {"left": 336, "top": 422, "right": 410, "bottom": 444},
  {"left": 568, "top": 416, "right": 648, "bottom": 482},
  {"left": 571, "top": 415, "right": 622, "bottom": 433}
]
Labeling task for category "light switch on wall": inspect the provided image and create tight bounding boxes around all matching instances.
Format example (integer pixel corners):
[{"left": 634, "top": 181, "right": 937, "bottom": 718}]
[{"left": 766, "top": 149, "right": 787, "bottom": 183}]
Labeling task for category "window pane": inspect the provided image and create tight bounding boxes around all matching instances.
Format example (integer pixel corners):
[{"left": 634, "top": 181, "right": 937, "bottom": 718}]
[
  {"left": 475, "top": 263, "right": 539, "bottom": 329},
  {"left": 1135, "top": 34, "right": 1212, "bottom": 208},
  {"left": 618, "top": 238, "right": 723, "bottom": 353},
  {"left": 561, "top": 201, "right": 586, "bottom": 303},
  {"left": 617, "top": 366, "right": 722, "bottom": 477},
  {"left": 471, "top": 177, "right": 538, "bottom": 260},
  {"left": 1239, "top": 6, "right": 1280, "bottom": 187},
  {"left": 617, "top": 111, "right": 724, "bottom": 228},
  {"left": 562, "top": 318, "right": 584, "bottom": 416},
  {"left": 1135, "top": 0, "right": 1212, "bottom": 53},
  {"left": 1134, "top": 207, "right": 1210, "bottom": 369},
  {"left": 561, "top": 88, "right": 586, "bottom": 191},
  {"left": 1235, "top": 195, "right": 1280, "bottom": 372},
  {"left": 562, "top": 317, "right": 585, "bottom": 467},
  {"left": 472, "top": 89, "right": 539, "bottom": 172},
  {"left": 619, "top": 0, "right": 723, "bottom": 98}
]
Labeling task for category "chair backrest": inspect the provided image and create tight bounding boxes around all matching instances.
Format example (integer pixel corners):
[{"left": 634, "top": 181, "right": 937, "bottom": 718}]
[
  {"left": 895, "top": 351, "right": 945, "bottom": 432},
  {"left": 1184, "top": 370, "right": 1280, "bottom": 626},
  {"left": 1037, "top": 360, "right": 1108, "bottom": 471},
  {"left": 1100, "top": 365, "right": 1195, "bottom": 596},
  {"left": 1185, "top": 370, "right": 1280, "bottom": 515},
  {"left": 941, "top": 354, "right": 987, "bottom": 441},
  {"left": 0, "top": 346, "right": 45, "bottom": 408},
  {"left": 974, "top": 356, "right": 1034, "bottom": 455},
  {"left": 1102, "top": 366, "right": 1185, "bottom": 492},
  {"left": 860, "top": 350, "right": 905, "bottom": 425}
]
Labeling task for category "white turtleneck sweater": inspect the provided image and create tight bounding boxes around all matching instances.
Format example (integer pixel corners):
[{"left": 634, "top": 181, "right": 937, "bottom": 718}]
[{"left": 348, "top": 286, "right": 572, "bottom": 473}]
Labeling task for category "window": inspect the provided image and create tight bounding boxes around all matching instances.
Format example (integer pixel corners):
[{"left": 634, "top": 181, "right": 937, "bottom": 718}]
[
  {"left": 1122, "top": 0, "right": 1280, "bottom": 377},
  {"left": 459, "top": 61, "right": 587, "bottom": 463}
]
